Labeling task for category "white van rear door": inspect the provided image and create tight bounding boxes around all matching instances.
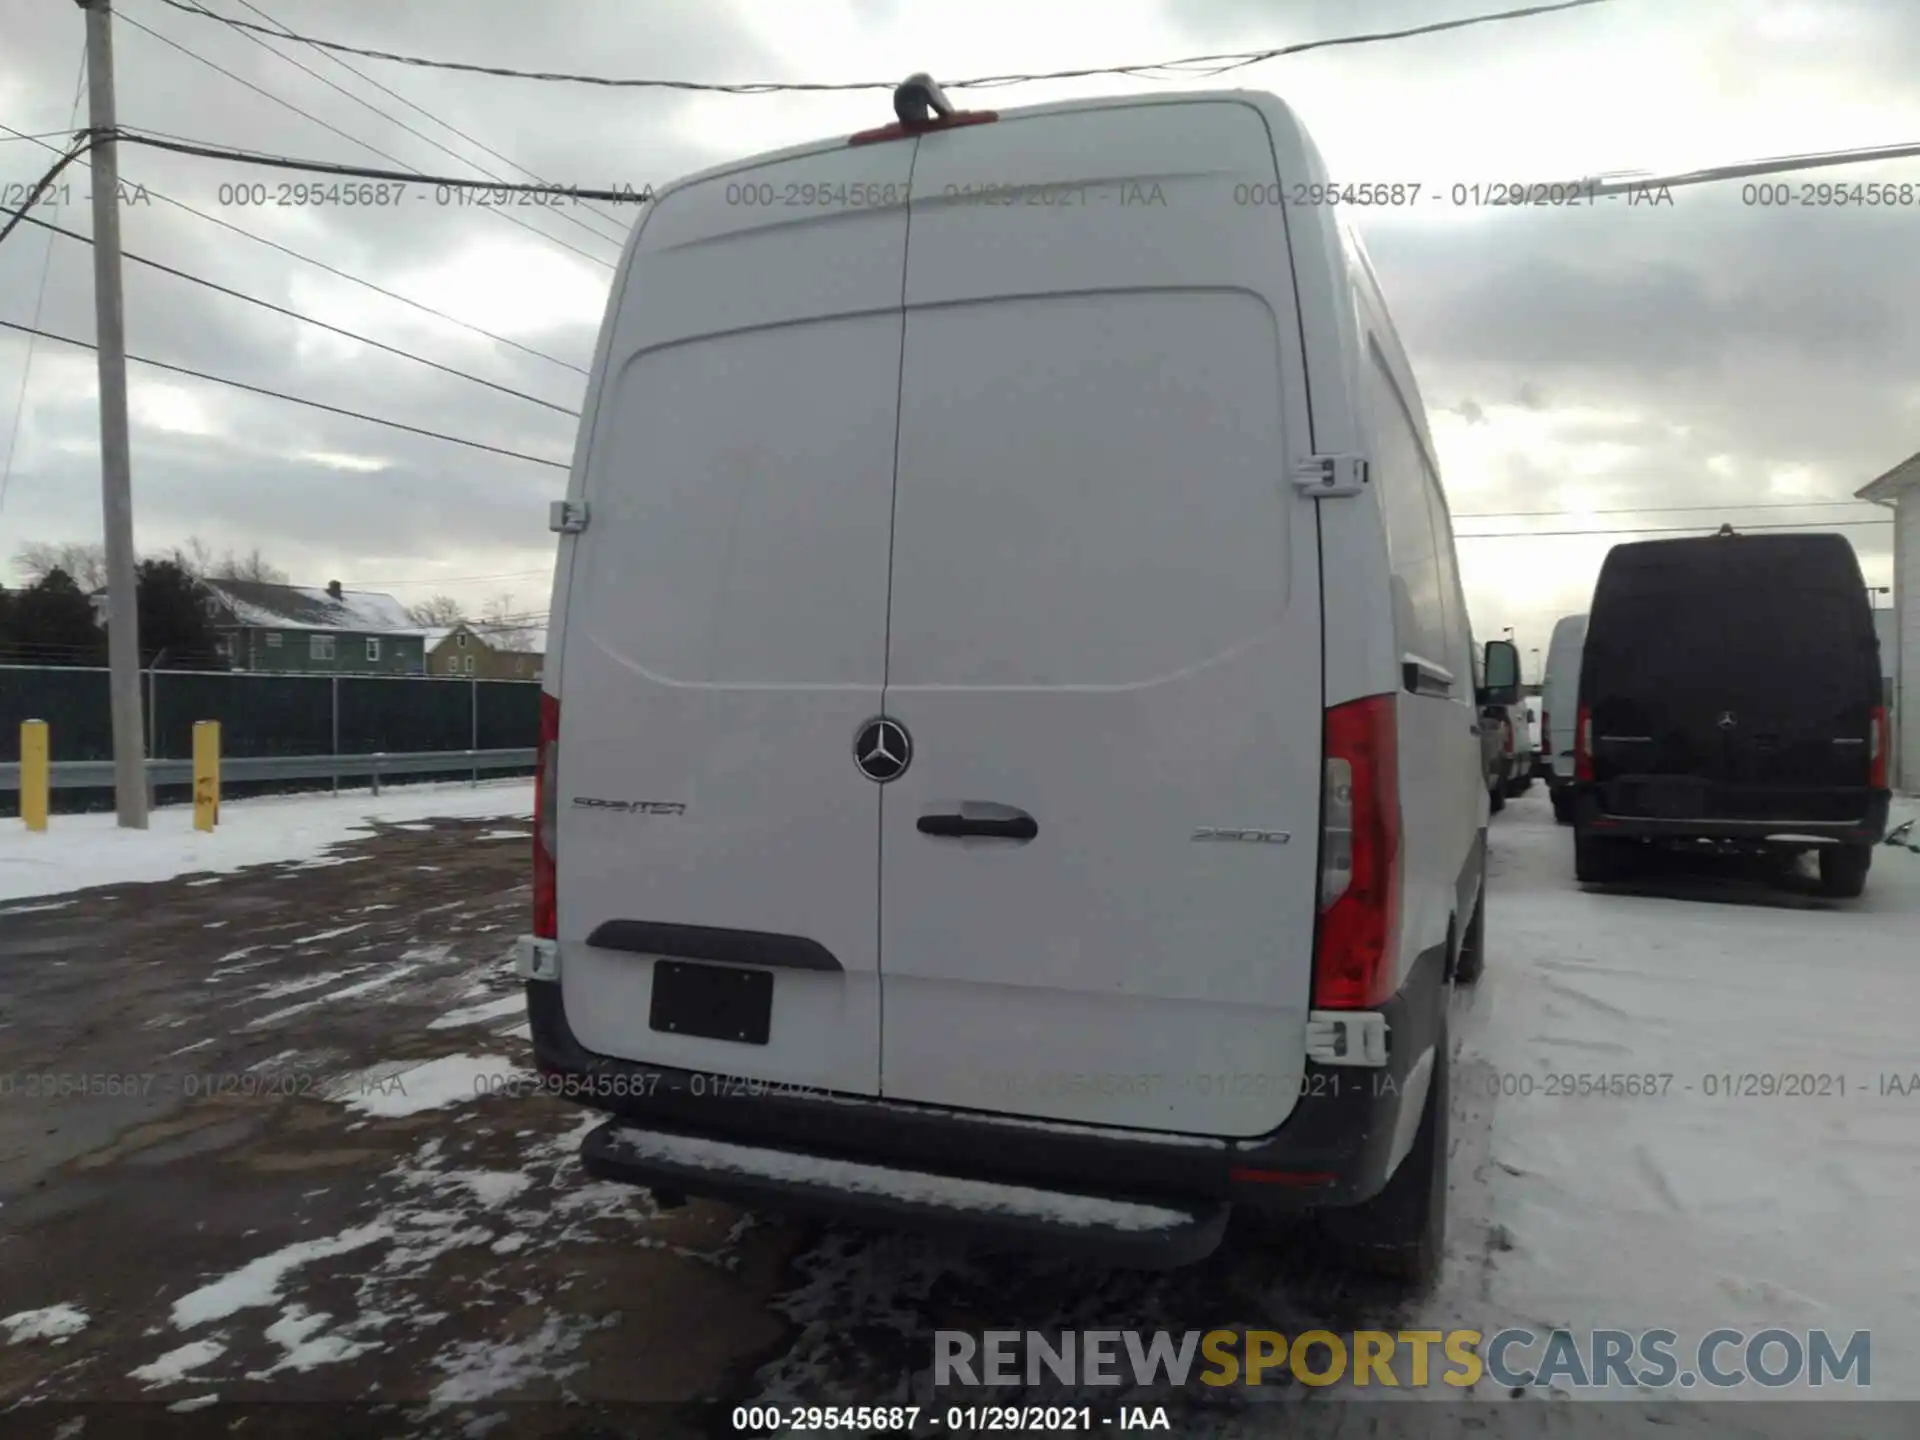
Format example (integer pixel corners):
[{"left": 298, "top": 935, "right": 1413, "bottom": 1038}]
[
  {"left": 556, "top": 142, "right": 913, "bottom": 1096},
  {"left": 877, "top": 101, "right": 1324, "bottom": 1136}
]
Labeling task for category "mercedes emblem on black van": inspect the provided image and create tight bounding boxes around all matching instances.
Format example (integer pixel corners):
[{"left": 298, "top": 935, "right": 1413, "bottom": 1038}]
[
  {"left": 1718, "top": 711, "right": 1738, "bottom": 730},
  {"left": 853, "top": 717, "right": 912, "bottom": 783}
]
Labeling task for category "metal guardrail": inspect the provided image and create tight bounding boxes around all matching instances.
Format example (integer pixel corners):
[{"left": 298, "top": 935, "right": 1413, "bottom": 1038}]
[{"left": 0, "top": 748, "right": 535, "bottom": 793}]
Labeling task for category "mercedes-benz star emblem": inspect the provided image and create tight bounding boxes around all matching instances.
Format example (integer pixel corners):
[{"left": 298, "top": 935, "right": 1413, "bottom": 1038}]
[
  {"left": 1718, "top": 711, "right": 1738, "bottom": 730},
  {"left": 853, "top": 717, "right": 912, "bottom": 783}
]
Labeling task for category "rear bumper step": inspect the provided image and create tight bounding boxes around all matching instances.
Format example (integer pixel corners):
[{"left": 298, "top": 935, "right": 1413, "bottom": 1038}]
[
  {"left": 1571, "top": 787, "right": 1890, "bottom": 843},
  {"left": 582, "top": 1120, "right": 1229, "bottom": 1268}
]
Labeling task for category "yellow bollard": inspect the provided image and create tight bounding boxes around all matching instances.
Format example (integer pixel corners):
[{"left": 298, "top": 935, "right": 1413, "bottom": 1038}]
[
  {"left": 192, "top": 720, "right": 220, "bottom": 832},
  {"left": 20, "top": 720, "right": 49, "bottom": 832}
]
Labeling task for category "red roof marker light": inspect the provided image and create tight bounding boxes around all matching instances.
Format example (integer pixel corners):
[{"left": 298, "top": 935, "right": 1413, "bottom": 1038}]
[{"left": 850, "top": 71, "right": 998, "bottom": 145}]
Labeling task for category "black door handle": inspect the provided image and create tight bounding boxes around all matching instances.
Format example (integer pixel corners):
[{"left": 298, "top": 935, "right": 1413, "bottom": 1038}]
[{"left": 917, "top": 811, "right": 1038, "bottom": 841}]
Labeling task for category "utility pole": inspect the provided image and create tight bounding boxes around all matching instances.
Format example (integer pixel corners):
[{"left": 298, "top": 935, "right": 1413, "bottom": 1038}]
[{"left": 80, "top": 0, "right": 148, "bottom": 827}]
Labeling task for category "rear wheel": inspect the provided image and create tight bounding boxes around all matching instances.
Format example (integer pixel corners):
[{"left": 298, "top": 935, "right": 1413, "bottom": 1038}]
[
  {"left": 1550, "top": 787, "right": 1575, "bottom": 825},
  {"left": 1321, "top": 1025, "right": 1449, "bottom": 1288},
  {"left": 1818, "top": 844, "right": 1872, "bottom": 898},
  {"left": 1488, "top": 781, "right": 1506, "bottom": 814},
  {"left": 1575, "top": 830, "right": 1639, "bottom": 883},
  {"left": 1505, "top": 772, "right": 1532, "bottom": 798}
]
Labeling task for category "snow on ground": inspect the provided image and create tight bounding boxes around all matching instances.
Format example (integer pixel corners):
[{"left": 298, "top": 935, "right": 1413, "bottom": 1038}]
[
  {"left": 0, "top": 779, "right": 533, "bottom": 902},
  {"left": 324, "top": 1053, "right": 516, "bottom": 1119},
  {"left": 129, "top": 1338, "right": 227, "bottom": 1387},
  {"left": 1464, "top": 793, "right": 1920, "bottom": 1400},
  {"left": 170, "top": 1224, "right": 394, "bottom": 1329},
  {"left": 2, "top": 1304, "right": 89, "bottom": 1344},
  {"left": 428, "top": 994, "right": 528, "bottom": 1031}
]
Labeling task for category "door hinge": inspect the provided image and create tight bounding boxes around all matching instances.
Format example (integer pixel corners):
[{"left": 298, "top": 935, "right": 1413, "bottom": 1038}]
[
  {"left": 549, "top": 499, "right": 589, "bottom": 534},
  {"left": 1293, "top": 454, "right": 1370, "bottom": 497}
]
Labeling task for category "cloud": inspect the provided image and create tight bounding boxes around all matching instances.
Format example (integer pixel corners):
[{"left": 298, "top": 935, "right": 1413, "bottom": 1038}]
[{"left": 3, "top": 0, "right": 1916, "bottom": 651}]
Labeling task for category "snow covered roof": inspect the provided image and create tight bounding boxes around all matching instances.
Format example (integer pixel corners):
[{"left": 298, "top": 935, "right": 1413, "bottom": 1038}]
[{"left": 202, "top": 579, "right": 422, "bottom": 634}]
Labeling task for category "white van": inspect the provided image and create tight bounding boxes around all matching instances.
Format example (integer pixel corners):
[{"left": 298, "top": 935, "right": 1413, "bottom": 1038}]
[
  {"left": 1540, "top": 613, "right": 1589, "bottom": 823},
  {"left": 516, "top": 78, "right": 1519, "bottom": 1283}
]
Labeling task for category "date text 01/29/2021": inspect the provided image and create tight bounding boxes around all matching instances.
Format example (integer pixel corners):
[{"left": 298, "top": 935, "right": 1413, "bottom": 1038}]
[{"left": 731, "top": 1405, "right": 1171, "bottom": 1433}]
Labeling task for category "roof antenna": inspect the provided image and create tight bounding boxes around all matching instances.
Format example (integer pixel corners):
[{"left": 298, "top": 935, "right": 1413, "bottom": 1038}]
[{"left": 894, "top": 73, "right": 955, "bottom": 126}]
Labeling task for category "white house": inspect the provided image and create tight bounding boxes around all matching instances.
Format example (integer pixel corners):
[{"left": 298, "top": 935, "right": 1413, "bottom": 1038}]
[{"left": 1856, "top": 450, "right": 1919, "bottom": 793}]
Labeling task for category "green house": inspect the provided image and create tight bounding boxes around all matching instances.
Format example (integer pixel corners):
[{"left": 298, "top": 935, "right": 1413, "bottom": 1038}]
[{"left": 197, "top": 578, "right": 429, "bottom": 676}]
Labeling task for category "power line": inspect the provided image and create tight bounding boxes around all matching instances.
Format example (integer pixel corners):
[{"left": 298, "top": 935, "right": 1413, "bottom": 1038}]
[
  {"left": 1454, "top": 499, "right": 1884, "bottom": 519},
  {"left": 145, "top": 0, "right": 1610, "bottom": 91},
  {"left": 103, "top": 123, "right": 1920, "bottom": 219},
  {"left": 0, "top": 49, "right": 88, "bottom": 519},
  {"left": 115, "top": 9, "right": 621, "bottom": 269},
  {"left": 224, "top": 0, "right": 634, "bottom": 243},
  {"left": 0, "top": 120, "right": 589, "bottom": 375},
  {"left": 1578, "top": 139, "right": 1920, "bottom": 197},
  {"left": 1455, "top": 518, "right": 1893, "bottom": 539},
  {"left": 0, "top": 128, "right": 88, "bottom": 145},
  {"left": 6, "top": 207, "right": 579, "bottom": 418},
  {"left": 0, "top": 137, "right": 95, "bottom": 248},
  {"left": 0, "top": 318, "right": 571, "bottom": 470},
  {"left": 113, "top": 126, "right": 651, "bottom": 204}
]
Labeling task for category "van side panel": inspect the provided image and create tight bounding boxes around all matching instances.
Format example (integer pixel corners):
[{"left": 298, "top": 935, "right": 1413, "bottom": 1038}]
[
  {"left": 876, "top": 100, "right": 1323, "bottom": 1136},
  {"left": 1543, "top": 614, "right": 1589, "bottom": 781},
  {"left": 1303, "top": 199, "right": 1476, "bottom": 997},
  {"left": 553, "top": 142, "right": 916, "bottom": 1095}
]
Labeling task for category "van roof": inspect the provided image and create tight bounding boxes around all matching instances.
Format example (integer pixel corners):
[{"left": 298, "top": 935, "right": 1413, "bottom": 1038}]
[
  {"left": 645, "top": 86, "right": 1311, "bottom": 208},
  {"left": 1598, "top": 530, "right": 1864, "bottom": 588}
]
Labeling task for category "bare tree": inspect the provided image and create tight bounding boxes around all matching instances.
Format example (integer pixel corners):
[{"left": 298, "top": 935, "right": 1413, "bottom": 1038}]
[
  {"left": 478, "top": 591, "right": 536, "bottom": 651},
  {"left": 14, "top": 541, "right": 109, "bottom": 591},
  {"left": 167, "top": 536, "right": 289, "bottom": 586},
  {"left": 214, "top": 547, "right": 290, "bottom": 586},
  {"left": 405, "top": 594, "right": 467, "bottom": 627},
  {"left": 174, "top": 536, "right": 218, "bottom": 576}
]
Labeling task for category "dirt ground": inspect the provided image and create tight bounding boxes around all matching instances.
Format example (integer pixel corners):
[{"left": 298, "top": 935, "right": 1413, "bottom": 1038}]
[
  {"left": 0, "top": 816, "right": 816, "bottom": 1438},
  {"left": 0, "top": 812, "right": 1498, "bottom": 1440}
]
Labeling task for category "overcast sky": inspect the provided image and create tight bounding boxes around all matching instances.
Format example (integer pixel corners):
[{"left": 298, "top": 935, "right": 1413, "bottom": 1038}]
[{"left": 2, "top": 0, "right": 1915, "bottom": 664}]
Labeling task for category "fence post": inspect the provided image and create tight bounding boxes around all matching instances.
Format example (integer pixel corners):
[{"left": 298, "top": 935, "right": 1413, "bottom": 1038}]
[
  {"left": 193, "top": 720, "right": 220, "bottom": 832},
  {"left": 145, "top": 663, "right": 158, "bottom": 813},
  {"left": 470, "top": 677, "right": 479, "bottom": 788},
  {"left": 330, "top": 675, "right": 341, "bottom": 796},
  {"left": 371, "top": 753, "right": 382, "bottom": 798},
  {"left": 20, "top": 720, "right": 50, "bottom": 832}
]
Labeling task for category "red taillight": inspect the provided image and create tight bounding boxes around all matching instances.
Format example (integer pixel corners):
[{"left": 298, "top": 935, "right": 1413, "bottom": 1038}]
[
  {"left": 847, "top": 110, "right": 998, "bottom": 146},
  {"left": 1573, "top": 702, "right": 1594, "bottom": 782},
  {"left": 1869, "top": 705, "right": 1889, "bottom": 789},
  {"left": 1314, "top": 693, "right": 1401, "bottom": 1010},
  {"left": 533, "top": 691, "right": 559, "bottom": 940},
  {"left": 1540, "top": 709, "right": 1551, "bottom": 755},
  {"left": 1229, "top": 1167, "right": 1338, "bottom": 1187}
]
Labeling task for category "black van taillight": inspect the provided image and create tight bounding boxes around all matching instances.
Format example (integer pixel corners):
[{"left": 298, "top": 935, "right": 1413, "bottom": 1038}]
[
  {"left": 1869, "top": 705, "right": 1889, "bottom": 789},
  {"left": 1314, "top": 693, "right": 1401, "bottom": 1010},
  {"left": 1574, "top": 703, "right": 1594, "bottom": 782},
  {"left": 533, "top": 691, "right": 559, "bottom": 940}
]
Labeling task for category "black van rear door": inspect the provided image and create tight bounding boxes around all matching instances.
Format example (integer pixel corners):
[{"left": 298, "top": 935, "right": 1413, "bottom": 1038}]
[{"left": 1588, "top": 542, "right": 1876, "bottom": 807}]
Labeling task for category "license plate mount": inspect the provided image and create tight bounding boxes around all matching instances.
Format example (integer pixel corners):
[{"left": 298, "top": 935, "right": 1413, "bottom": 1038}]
[{"left": 648, "top": 960, "right": 773, "bottom": 1046}]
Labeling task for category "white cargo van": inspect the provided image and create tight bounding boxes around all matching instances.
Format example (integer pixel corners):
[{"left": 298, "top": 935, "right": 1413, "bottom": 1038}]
[
  {"left": 1541, "top": 613, "right": 1589, "bottom": 823},
  {"left": 516, "top": 78, "right": 1518, "bottom": 1283}
]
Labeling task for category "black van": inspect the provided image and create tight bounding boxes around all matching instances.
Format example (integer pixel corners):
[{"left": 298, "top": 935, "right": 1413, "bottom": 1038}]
[{"left": 1566, "top": 529, "right": 1891, "bottom": 896}]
